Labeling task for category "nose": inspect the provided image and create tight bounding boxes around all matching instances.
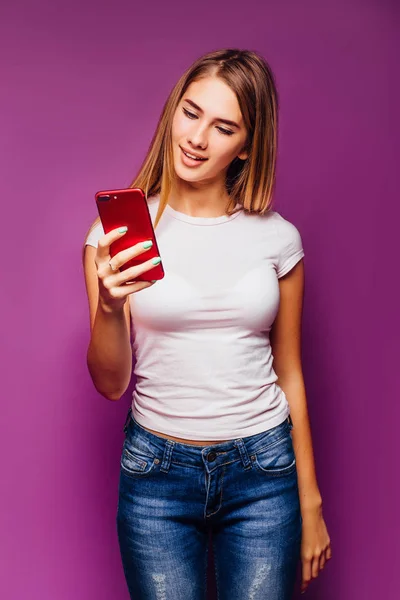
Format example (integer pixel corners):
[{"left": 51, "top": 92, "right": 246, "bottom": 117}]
[{"left": 187, "top": 124, "right": 208, "bottom": 150}]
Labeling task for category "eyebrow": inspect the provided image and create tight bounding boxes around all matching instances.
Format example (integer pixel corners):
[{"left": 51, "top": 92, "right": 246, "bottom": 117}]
[{"left": 182, "top": 98, "right": 240, "bottom": 129}]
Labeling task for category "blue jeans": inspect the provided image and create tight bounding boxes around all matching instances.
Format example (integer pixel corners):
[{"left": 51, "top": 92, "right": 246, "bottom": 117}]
[{"left": 117, "top": 409, "right": 302, "bottom": 599}]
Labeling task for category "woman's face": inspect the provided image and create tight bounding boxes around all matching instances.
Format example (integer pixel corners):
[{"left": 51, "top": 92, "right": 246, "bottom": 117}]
[{"left": 171, "top": 76, "right": 249, "bottom": 186}]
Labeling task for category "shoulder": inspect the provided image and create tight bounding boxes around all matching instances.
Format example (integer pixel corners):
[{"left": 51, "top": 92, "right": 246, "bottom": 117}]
[
  {"left": 266, "top": 210, "right": 305, "bottom": 279},
  {"left": 244, "top": 209, "right": 302, "bottom": 244},
  {"left": 267, "top": 210, "right": 303, "bottom": 241},
  {"left": 84, "top": 219, "right": 104, "bottom": 248},
  {"left": 146, "top": 193, "right": 161, "bottom": 224}
]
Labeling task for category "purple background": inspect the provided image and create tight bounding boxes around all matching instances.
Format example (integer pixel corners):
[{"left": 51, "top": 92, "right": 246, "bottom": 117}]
[{"left": 1, "top": 0, "right": 399, "bottom": 598}]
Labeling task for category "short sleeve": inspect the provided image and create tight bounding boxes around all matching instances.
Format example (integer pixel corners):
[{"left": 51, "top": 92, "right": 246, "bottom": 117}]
[
  {"left": 84, "top": 221, "right": 104, "bottom": 248},
  {"left": 275, "top": 214, "right": 305, "bottom": 278}
]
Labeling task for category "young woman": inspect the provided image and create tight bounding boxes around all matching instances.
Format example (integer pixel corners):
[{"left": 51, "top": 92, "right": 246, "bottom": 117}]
[{"left": 83, "top": 48, "right": 331, "bottom": 599}]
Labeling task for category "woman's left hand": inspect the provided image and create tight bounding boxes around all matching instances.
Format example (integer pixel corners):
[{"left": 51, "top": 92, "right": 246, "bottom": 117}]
[{"left": 300, "top": 506, "right": 332, "bottom": 593}]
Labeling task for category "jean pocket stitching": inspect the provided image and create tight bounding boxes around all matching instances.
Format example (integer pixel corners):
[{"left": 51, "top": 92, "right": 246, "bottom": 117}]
[
  {"left": 120, "top": 447, "right": 156, "bottom": 477},
  {"left": 253, "top": 454, "right": 296, "bottom": 476},
  {"left": 124, "top": 436, "right": 157, "bottom": 460},
  {"left": 252, "top": 434, "right": 296, "bottom": 477},
  {"left": 252, "top": 427, "right": 290, "bottom": 456}
]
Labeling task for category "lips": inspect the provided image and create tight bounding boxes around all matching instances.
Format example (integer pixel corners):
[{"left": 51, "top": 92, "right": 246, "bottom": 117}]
[{"left": 180, "top": 146, "right": 208, "bottom": 161}]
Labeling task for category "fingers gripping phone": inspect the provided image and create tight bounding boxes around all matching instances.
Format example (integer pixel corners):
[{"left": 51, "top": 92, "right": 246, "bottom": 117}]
[{"left": 95, "top": 187, "right": 164, "bottom": 281}]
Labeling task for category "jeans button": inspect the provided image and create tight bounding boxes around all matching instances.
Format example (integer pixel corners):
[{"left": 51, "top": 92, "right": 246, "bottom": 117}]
[{"left": 207, "top": 451, "right": 217, "bottom": 462}]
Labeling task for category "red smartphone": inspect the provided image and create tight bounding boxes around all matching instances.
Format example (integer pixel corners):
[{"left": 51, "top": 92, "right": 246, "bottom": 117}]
[{"left": 95, "top": 187, "right": 164, "bottom": 281}]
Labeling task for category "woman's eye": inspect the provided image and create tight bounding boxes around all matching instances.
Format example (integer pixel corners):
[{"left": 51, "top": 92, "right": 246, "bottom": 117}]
[
  {"left": 217, "top": 127, "right": 234, "bottom": 136},
  {"left": 182, "top": 107, "right": 234, "bottom": 136},
  {"left": 183, "top": 108, "right": 197, "bottom": 119}
]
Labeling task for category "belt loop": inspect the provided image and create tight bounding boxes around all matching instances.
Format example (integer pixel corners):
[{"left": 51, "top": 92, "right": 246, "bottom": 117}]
[
  {"left": 234, "top": 438, "right": 252, "bottom": 470},
  {"left": 287, "top": 413, "right": 293, "bottom": 430},
  {"left": 160, "top": 439, "right": 175, "bottom": 473},
  {"left": 123, "top": 407, "right": 132, "bottom": 434}
]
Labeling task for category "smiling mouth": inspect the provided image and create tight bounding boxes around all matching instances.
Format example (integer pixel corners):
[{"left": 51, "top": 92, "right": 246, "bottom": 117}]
[{"left": 180, "top": 147, "right": 208, "bottom": 161}]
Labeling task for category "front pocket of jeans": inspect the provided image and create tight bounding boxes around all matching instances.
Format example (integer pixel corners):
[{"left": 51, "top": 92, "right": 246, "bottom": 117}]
[
  {"left": 252, "top": 434, "right": 296, "bottom": 477},
  {"left": 120, "top": 446, "right": 157, "bottom": 478}
]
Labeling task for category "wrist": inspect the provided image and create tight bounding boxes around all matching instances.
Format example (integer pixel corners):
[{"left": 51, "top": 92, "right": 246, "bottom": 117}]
[{"left": 98, "top": 297, "right": 125, "bottom": 316}]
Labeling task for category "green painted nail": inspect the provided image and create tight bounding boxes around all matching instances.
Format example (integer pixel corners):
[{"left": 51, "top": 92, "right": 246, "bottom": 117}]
[
  {"left": 152, "top": 257, "right": 161, "bottom": 265},
  {"left": 151, "top": 280, "right": 157, "bottom": 283},
  {"left": 143, "top": 240, "right": 153, "bottom": 249},
  {"left": 118, "top": 226, "right": 128, "bottom": 233}
]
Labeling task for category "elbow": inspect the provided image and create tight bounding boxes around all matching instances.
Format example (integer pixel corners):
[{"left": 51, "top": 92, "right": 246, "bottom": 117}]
[
  {"left": 87, "top": 365, "right": 128, "bottom": 401},
  {"left": 86, "top": 355, "right": 130, "bottom": 401},
  {"left": 94, "top": 384, "right": 124, "bottom": 402},
  {"left": 96, "top": 388, "right": 122, "bottom": 402},
  {"left": 104, "top": 390, "right": 123, "bottom": 402}
]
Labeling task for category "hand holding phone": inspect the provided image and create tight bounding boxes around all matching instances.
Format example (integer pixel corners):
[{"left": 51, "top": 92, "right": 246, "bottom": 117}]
[
  {"left": 94, "top": 226, "right": 159, "bottom": 313},
  {"left": 95, "top": 187, "right": 164, "bottom": 281},
  {"left": 94, "top": 187, "right": 164, "bottom": 312}
]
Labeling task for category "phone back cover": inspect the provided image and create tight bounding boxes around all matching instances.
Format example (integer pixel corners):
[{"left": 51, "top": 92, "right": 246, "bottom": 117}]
[{"left": 95, "top": 188, "right": 164, "bottom": 280}]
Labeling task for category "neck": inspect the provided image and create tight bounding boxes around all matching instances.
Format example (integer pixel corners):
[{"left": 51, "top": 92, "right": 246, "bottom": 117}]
[{"left": 168, "top": 180, "right": 230, "bottom": 218}]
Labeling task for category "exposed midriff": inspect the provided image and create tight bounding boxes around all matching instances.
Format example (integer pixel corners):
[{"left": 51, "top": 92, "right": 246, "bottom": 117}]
[{"left": 139, "top": 423, "right": 228, "bottom": 446}]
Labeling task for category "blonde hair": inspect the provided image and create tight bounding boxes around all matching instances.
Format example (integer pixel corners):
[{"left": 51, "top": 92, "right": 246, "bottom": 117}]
[{"left": 85, "top": 47, "right": 279, "bottom": 240}]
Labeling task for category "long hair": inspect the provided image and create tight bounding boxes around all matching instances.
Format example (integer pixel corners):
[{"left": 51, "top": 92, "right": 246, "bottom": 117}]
[{"left": 85, "top": 47, "right": 279, "bottom": 239}]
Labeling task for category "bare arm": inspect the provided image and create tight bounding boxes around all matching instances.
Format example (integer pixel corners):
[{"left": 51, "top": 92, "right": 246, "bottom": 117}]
[
  {"left": 83, "top": 244, "right": 132, "bottom": 400},
  {"left": 82, "top": 228, "right": 158, "bottom": 401},
  {"left": 271, "top": 258, "right": 332, "bottom": 592},
  {"left": 270, "top": 259, "right": 322, "bottom": 511}
]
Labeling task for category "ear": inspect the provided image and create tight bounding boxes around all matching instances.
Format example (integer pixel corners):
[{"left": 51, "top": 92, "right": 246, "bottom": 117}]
[
  {"left": 237, "top": 149, "right": 248, "bottom": 161},
  {"left": 237, "top": 141, "right": 249, "bottom": 161}
]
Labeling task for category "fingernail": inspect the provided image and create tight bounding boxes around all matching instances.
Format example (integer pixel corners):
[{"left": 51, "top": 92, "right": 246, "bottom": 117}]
[
  {"left": 151, "top": 280, "right": 157, "bottom": 283},
  {"left": 143, "top": 240, "right": 153, "bottom": 249},
  {"left": 118, "top": 226, "right": 128, "bottom": 233},
  {"left": 152, "top": 257, "right": 161, "bottom": 265}
]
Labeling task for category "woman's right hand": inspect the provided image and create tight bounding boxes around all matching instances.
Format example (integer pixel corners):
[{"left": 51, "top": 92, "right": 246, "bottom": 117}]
[{"left": 95, "top": 227, "right": 159, "bottom": 313}]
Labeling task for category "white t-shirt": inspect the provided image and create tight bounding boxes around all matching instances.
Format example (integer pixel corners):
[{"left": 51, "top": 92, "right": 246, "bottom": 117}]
[{"left": 85, "top": 194, "right": 305, "bottom": 440}]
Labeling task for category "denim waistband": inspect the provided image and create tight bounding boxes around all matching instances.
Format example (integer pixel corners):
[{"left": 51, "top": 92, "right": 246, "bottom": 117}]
[{"left": 123, "top": 407, "right": 293, "bottom": 469}]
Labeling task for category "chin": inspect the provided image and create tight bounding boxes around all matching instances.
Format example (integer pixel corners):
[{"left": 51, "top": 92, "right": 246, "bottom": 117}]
[{"left": 173, "top": 164, "right": 202, "bottom": 182}]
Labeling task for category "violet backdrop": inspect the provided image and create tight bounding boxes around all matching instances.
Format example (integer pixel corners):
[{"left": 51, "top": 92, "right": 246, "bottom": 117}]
[{"left": 1, "top": 0, "right": 399, "bottom": 598}]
